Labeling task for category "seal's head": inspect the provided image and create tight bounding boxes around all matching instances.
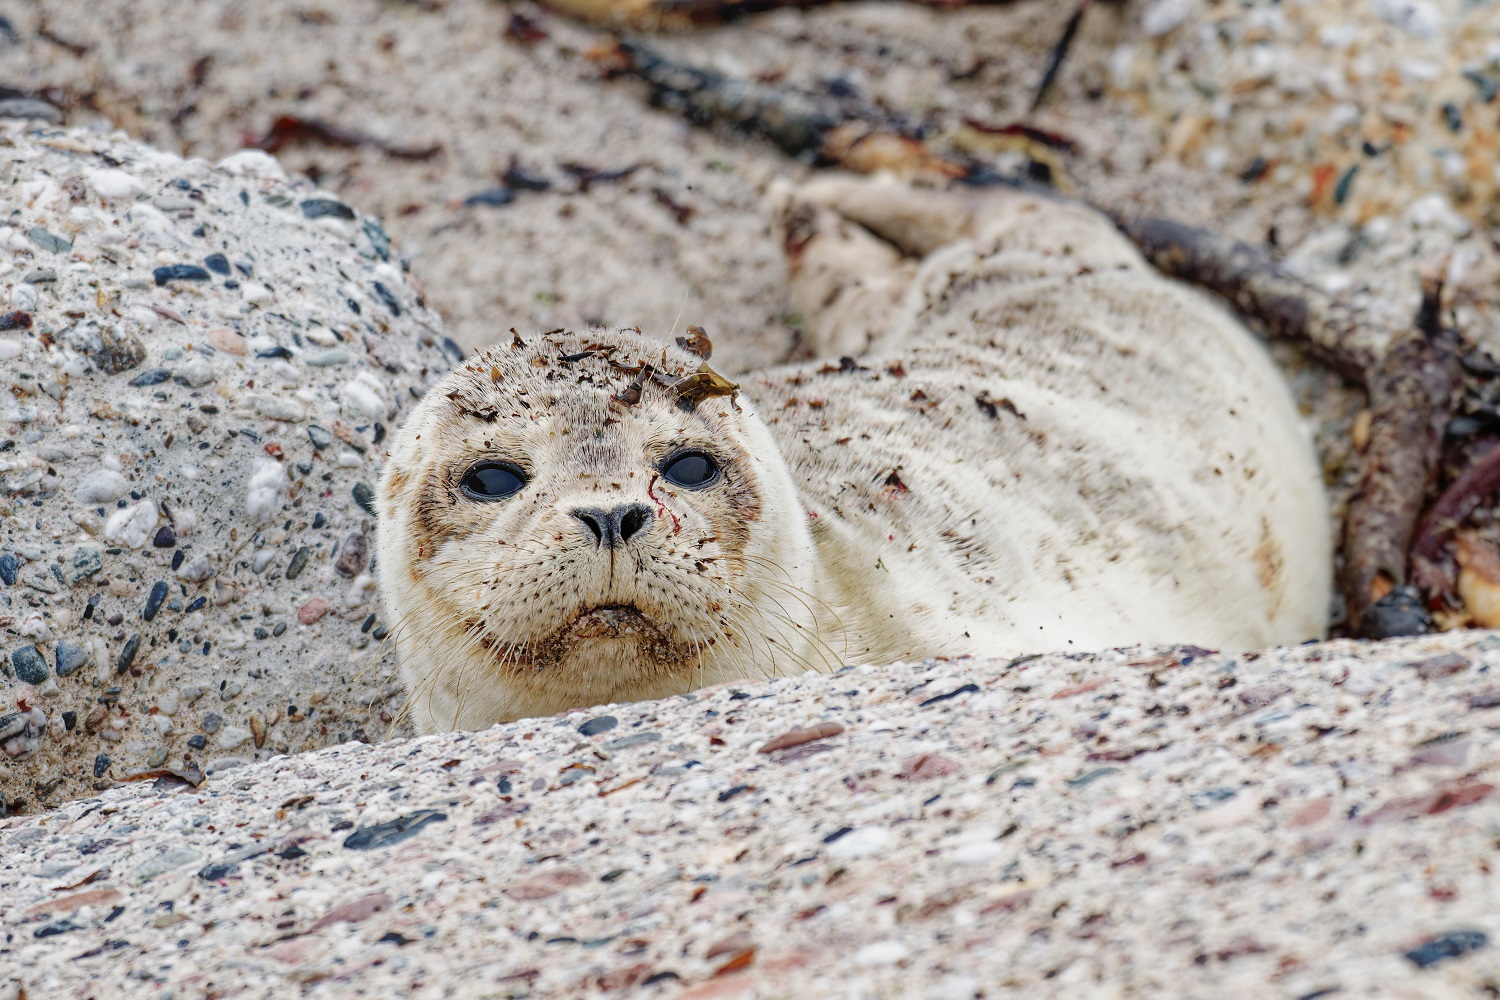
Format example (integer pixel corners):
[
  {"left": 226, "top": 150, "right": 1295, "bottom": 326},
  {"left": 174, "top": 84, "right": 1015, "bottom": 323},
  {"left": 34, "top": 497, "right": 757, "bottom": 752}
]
[{"left": 377, "top": 328, "right": 825, "bottom": 733}]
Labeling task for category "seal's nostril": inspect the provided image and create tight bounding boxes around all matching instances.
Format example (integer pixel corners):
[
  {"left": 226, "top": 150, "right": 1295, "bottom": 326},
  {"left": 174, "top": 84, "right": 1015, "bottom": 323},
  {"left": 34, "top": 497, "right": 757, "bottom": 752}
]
[
  {"left": 571, "top": 508, "right": 606, "bottom": 545},
  {"left": 572, "top": 505, "right": 652, "bottom": 548},
  {"left": 616, "top": 504, "right": 651, "bottom": 543}
]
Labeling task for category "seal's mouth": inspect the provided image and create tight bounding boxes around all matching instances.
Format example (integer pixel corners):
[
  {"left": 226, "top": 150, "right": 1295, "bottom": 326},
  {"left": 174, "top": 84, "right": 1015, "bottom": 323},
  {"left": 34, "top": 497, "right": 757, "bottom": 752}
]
[{"left": 566, "top": 603, "right": 659, "bottom": 638}]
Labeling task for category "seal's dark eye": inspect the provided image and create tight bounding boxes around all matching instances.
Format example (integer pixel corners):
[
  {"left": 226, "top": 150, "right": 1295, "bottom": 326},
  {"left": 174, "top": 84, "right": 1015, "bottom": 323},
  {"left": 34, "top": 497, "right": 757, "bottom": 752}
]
[
  {"left": 661, "top": 451, "right": 720, "bottom": 489},
  {"left": 460, "top": 462, "right": 527, "bottom": 501}
]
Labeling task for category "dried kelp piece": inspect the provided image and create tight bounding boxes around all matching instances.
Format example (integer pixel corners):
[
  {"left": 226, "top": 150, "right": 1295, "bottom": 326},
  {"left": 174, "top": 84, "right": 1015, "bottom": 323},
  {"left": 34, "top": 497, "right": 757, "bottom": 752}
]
[
  {"left": 1114, "top": 216, "right": 1376, "bottom": 383},
  {"left": 676, "top": 325, "right": 712, "bottom": 359},
  {"left": 668, "top": 362, "right": 739, "bottom": 405},
  {"left": 1410, "top": 440, "right": 1500, "bottom": 600},
  {"left": 245, "top": 115, "right": 441, "bottom": 161},
  {"left": 1342, "top": 279, "right": 1463, "bottom": 635}
]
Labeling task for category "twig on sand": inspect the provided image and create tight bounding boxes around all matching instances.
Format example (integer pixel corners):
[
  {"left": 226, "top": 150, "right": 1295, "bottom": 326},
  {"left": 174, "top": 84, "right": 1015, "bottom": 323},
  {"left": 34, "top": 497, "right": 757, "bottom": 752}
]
[{"left": 1338, "top": 278, "right": 1463, "bottom": 635}]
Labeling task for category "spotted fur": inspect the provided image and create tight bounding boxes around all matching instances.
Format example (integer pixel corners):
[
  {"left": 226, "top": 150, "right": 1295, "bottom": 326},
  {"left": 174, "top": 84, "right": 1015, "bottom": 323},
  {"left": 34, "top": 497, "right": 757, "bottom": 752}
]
[{"left": 378, "top": 178, "right": 1331, "bottom": 733}]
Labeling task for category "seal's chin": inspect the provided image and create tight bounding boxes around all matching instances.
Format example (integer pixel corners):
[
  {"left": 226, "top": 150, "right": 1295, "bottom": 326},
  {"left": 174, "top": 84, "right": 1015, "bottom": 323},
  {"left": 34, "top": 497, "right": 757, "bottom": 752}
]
[{"left": 565, "top": 603, "right": 661, "bottom": 640}]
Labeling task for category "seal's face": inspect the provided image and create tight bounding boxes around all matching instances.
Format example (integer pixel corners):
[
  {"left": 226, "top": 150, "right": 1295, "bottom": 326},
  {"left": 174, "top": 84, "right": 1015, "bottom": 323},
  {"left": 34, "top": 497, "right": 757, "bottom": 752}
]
[{"left": 378, "top": 329, "right": 822, "bottom": 732}]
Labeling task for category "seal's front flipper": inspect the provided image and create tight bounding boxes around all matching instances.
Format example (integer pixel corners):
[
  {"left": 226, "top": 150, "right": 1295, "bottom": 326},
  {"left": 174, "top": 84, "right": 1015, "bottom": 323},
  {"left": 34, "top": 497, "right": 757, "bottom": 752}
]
[{"left": 767, "top": 179, "right": 914, "bottom": 361}]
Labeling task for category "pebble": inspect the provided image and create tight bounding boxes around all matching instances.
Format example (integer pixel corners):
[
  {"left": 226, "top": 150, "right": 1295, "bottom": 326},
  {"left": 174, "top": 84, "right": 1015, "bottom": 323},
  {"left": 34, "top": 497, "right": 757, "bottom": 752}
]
[
  {"left": 74, "top": 470, "right": 130, "bottom": 504},
  {"left": 301, "top": 198, "right": 356, "bottom": 221},
  {"left": 1404, "top": 929, "right": 1488, "bottom": 968},
  {"left": 152, "top": 264, "right": 210, "bottom": 287},
  {"left": 343, "top": 810, "right": 447, "bottom": 850},
  {"left": 142, "top": 581, "right": 169, "bottom": 622},
  {"left": 53, "top": 642, "right": 90, "bottom": 678},
  {"left": 579, "top": 716, "right": 619, "bottom": 736},
  {"left": 67, "top": 546, "right": 103, "bottom": 585},
  {"left": 10, "top": 646, "right": 49, "bottom": 685}
]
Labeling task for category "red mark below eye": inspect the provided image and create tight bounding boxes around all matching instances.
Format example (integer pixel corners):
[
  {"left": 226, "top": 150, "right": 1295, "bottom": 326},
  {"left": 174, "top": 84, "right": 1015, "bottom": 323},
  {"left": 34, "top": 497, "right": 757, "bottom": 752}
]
[{"left": 646, "top": 474, "right": 681, "bottom": 534}]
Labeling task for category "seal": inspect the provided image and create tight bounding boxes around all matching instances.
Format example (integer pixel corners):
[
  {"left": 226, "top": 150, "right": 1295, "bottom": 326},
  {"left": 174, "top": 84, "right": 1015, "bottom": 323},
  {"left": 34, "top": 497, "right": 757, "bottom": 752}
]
[{"left": 377, "top": 175, "right": 1331, "bottom": 733}]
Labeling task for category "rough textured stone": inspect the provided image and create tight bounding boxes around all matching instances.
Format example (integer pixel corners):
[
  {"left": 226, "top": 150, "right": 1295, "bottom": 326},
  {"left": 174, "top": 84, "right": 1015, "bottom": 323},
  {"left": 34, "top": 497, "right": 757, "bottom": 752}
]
[
  {"left": 0, "top": 124, "right": 452, "bottom": 812},
  {"left": 3, "top": 636, "right": 1500, "bottom": 996}
]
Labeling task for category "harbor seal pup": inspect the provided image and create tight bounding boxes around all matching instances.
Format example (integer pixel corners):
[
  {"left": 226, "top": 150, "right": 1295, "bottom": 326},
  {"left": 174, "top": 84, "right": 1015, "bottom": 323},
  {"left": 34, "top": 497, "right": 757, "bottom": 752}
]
[{"left": 377, "top": 176, "right": 1331, "bottom": 733}]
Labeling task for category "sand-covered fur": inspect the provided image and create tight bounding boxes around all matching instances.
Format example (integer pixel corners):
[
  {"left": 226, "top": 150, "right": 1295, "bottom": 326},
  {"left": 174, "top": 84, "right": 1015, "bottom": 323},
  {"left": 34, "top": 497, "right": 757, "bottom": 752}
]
[{"left": 380, "top": 178, "right": 1331, "bottom": 732}]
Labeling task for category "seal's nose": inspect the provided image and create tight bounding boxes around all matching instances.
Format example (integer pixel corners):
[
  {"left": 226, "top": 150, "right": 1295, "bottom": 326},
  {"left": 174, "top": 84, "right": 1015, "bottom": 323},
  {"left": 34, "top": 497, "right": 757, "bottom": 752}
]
[{"left": 571, "top": 503, "right": 654, "bottom": 549}]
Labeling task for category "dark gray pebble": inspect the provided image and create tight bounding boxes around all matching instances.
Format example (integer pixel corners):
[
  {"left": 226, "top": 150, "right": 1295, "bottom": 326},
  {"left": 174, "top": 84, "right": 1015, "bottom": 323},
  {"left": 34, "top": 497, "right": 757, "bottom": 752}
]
[
  {"left": 203, "top": 253, "right": 231, "bottom": 275},
  {"left": 186, "top": 734, "right": 206, "bottom": 749},
  {"left": 343, "top": 809, "right": 447, "bottom": 850},
  {"left": 372, "top": 282, "right": 401, "bottom": 317},
  {"left": 92, "top": 754, "right": 110, "bottom": 778},
  {"left": 200, "top": 713, "right": 222, "bottom": 734},
  {"left": 152, "top": 525, "right": 176, "bottom": 548},
  {"left": 286, "top": 546, "right": 311, "bottom": 580},
  {"left": 352, "top": 482, "right": 377, "bottom": 516},
  {"left": 1405, "top": 929, "right": 1488, "bottom": 968},
  {"left": 307, "top": 425, "right": 333, "bottom": 450},
  {"left": 0, "top": 552, "right": 16, "bottom": 586},
  {"left": 1359, "top": 585, "right": 1431, "bottom": 639},
  {"left": 301, "top": 198, "right": 356, "bottom": 221},
  {"left": 198, "top": 861, "right": 239, "bottom": 881},
  {"left": 10, "top": 645, "right": 49, "bottom": 685},
  {"left": 361, "top": 218, "right": 391, "bottom": 260},
  {"left": 54, "top": 641, "right": 89, "bottom": 678},
  {"left": 463, "top": 187, "right": 515, "bottom": 208},
  {"left": 502, "top": 165, "right": 551, "bottom": 192},
  {"left": 153, "top": 265, "right": 211, "bottom": 286},
  {"left": 578, "top": 716, "right": 618, "bottom": 736},
  {"left": 602, "top": 733, "right": 661, "bottom": 752},
  {"left": 0, "top": 310, "right": 31, "bottom": 331},
  {"left": 128, "top": 367, "right": 172, "bottom": 387},
  {"left": 117, "top": 634, "right": 140, "bottom": 673},
  {"left": 143, "top": 581, "right": 168, "bottom": 622},
  {"left": 919, "top": 683, "right": 980, "bottom": 708},
  {"left": 33, "top": 919, "right": 81, "bottom": 939}
]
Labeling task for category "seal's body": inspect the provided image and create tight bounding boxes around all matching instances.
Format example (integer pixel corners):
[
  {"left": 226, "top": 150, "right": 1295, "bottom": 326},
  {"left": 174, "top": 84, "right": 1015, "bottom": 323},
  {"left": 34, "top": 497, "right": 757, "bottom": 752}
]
[{"left": 378, "top": 178, "right": 1330, "bottom": 733}]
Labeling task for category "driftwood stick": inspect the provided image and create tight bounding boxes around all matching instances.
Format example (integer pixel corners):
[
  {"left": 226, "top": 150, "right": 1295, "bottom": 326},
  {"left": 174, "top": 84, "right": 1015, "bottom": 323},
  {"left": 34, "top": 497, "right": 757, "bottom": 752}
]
[
  {"left": 1340, "top": 279, "right": 1463, "bottom": 634},
  {"left": 1114, "top": 216, "right": 1375, "bottom": 383},
  {"left": 616, "top": 40, "right": 976, "bottom": 177}
]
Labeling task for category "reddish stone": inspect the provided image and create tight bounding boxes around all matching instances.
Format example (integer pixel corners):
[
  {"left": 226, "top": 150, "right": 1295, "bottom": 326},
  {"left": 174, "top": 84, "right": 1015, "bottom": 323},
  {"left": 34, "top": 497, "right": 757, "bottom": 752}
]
[
  {"left": 1053, "top": 680, "right": 1104, "bottom": 699},
  {"left": 25, "top": 887, "right": 121, "bottom": 919},
  {"left": 298, "top": 597, "right": 331, "bottom": 625},
  {"left": 1408, "top": 653, "right": 1470, "bottom": 680},
  {"left": 758, "top": 722, "right": 844, "bottom": 754},
  {"left": 502, "top": 867, "right": 589, "bottom": 900},
  {"left": 1286, "top": 798, "right": 1332, "bottom": 829},
  {"left": 594, "top": 962, "right": 652, "bottom": 990},
  {"left": 897, "top": 753, "right": 961, "bottom": 780},
  {"left": 310, "top": 891, "right": 392, "bottom": 931}
]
